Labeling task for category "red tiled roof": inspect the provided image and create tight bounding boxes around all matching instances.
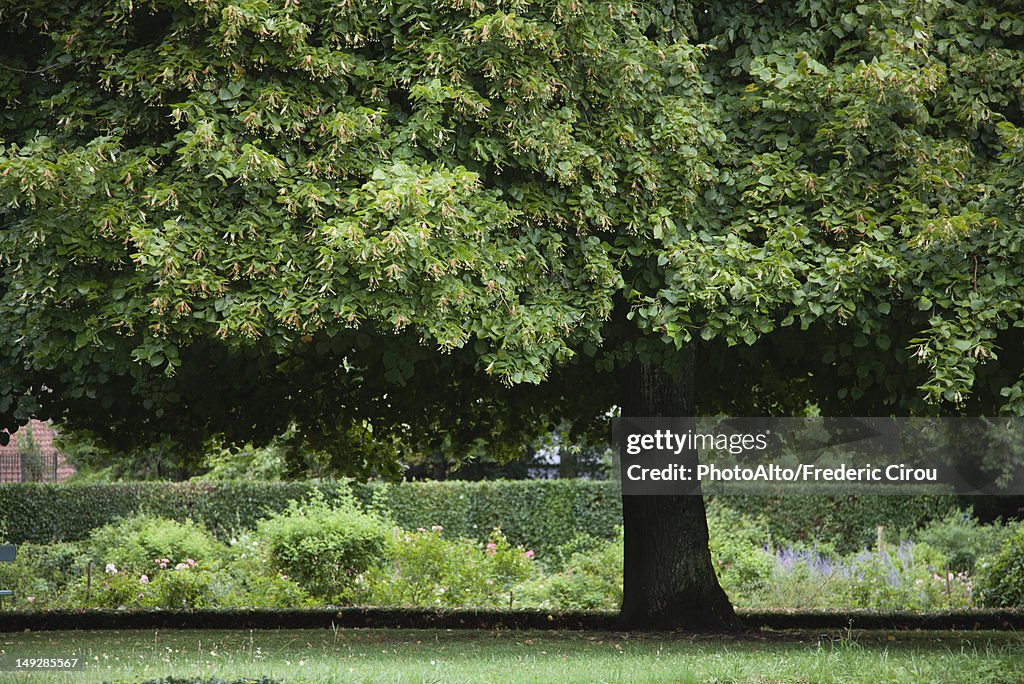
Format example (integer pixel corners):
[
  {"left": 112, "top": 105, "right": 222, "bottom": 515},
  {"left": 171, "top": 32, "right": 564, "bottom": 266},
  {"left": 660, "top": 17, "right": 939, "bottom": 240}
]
[
  {"left": 0, "top": 420, "right": 76, "bottom": 483},
  {"left": 0, "top": 419, "right": 56, "bottom": 453}
]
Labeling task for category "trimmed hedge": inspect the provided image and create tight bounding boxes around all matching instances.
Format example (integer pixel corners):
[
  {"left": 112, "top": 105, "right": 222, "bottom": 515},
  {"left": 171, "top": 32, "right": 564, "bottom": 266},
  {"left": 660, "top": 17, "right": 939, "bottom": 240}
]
[
  {"left": 719, "top": 494, "right": 961, "bottom": 553},
  {"left": 0, "top": 481, "right": 958, "bottom": 554},
  {"left": 0, "top": 481, "right": 620, "bottom": 555},
  {"left": 364, "top": 480, "right": 621, "bottom": 552}
]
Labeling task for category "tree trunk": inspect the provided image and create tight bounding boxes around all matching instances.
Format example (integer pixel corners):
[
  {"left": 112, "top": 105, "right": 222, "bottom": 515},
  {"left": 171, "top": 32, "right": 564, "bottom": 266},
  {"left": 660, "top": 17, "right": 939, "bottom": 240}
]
[{"left": 618, "top": 352, "right": 738, "bottom": 630}]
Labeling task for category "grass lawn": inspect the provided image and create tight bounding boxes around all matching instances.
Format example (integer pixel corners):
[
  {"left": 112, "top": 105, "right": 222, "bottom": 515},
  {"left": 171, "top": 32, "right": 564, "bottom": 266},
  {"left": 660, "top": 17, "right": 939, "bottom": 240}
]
[{"left": 0, "top": 628, "right": 1021, "bottom": 683}]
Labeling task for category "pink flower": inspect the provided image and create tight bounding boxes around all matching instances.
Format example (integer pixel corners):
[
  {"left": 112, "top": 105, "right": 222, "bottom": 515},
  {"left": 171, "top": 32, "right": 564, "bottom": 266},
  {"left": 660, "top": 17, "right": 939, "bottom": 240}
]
[
  {"left": 175, "top": 562, "right": 188, "bottom": 571},
  {"left": 431, "top": 525, "right": 443, "bottom": 532},
  {"left": 524, "top": 550, "right": 535, "bottom": 559},
  {"left": 140, "top": 575, "right": 150, "bottom": 584},
  {"left": 486, "top": 543, "right": 497, "bottom": 556},
  {"left": 187, "top": 559, "right": 197, "bottom": 567},
  {"left": 159, "top": 562, "right": 167, "bottom": 569},
  {"left": 105, "top": 563, "right": 118, "bottom": 575},
  {"left": 26, "top": 596, "right": 35, "bottom": 603}
]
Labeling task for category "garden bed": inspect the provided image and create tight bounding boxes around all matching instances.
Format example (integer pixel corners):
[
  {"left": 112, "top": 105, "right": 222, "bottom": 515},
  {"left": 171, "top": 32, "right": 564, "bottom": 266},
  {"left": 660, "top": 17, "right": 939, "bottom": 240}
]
[{"left": 3, "top": 489, "right": 1022, "bottom": 617}]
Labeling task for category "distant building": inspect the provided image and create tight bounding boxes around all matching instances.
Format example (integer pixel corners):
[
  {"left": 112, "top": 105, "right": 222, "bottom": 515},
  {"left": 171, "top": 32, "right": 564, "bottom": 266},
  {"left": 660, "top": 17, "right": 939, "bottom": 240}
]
[{"left": 0, "top": 420, "right": 76, "bottom": 483}]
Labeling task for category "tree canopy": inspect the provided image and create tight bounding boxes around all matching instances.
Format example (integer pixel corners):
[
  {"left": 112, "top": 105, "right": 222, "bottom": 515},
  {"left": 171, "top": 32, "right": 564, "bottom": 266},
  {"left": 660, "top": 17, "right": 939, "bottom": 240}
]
[{"left": 2, "top": 0, "right": 1023, "bottom": 461}]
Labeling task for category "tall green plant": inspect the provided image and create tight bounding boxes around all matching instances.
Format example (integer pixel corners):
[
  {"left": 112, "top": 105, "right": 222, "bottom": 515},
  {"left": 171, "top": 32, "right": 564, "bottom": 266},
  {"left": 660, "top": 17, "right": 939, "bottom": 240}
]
[
  {"left": 255, "top": 493, "right": 390, "bottom": 600},
  {"left": 18, "top": 424, "right": 47, "bottom": 483}
]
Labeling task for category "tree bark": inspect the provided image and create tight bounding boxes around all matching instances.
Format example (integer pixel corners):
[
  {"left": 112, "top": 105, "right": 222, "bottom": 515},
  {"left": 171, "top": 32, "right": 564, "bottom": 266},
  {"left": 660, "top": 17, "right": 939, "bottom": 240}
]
[{"left": 617, "top": 351, "right": 738, "bottom": 630}]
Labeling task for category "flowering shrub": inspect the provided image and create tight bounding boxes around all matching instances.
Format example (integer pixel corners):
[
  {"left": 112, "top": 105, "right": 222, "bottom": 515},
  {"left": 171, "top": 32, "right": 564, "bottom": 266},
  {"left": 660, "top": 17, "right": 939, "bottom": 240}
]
[
  {"left": 63, "top": 555, "right": 216, "bottom": 610},
  {"left": 137, "top": 562, "right": 218, "bottom": 609},
  {"left": 839, "top": 542, "right": 972, "bottom": 610},
  {"left": 68, "top": 555, "right": 312, "bottom": 610},
  {"left": 753, "top": 546, "right": 846, "bottom": 610},
  {"left": 750, "top": 542, "right": 974, "bottom": 610},
  {"left": 484, "top": 531, "right": 535, "bottom": 607},
  {"left": 517, "top": 529, "right": 624, "bottom": 611},
  {"left": 83, "top": 566, "right": 152, "bottom": 609},
  {"left": 354, "top": 527, "right": 535, "bottom": 608},
  {"left": 87, "top": 516, "right": 227, "bottom": 572}
]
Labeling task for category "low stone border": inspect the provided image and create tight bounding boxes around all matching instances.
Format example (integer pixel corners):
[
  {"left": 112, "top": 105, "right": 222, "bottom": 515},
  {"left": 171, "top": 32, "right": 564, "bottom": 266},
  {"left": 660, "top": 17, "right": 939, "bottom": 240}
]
[{"left": 0, "top": 608, "right": 1020, "bottom": 632}]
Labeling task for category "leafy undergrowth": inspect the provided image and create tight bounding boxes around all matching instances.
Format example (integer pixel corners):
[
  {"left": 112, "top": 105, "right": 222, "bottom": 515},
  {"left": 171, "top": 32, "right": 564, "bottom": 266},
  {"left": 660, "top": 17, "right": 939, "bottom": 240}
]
[{"left": 5, "top": 500, "right": 1020, "bottom": 615}]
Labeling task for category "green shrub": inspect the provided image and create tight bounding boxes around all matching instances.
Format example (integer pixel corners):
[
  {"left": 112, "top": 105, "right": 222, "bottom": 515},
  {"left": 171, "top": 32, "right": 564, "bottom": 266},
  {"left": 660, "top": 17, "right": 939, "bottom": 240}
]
[
  {"left": 63, "top": 560, "right": 216, "bottom": 610},
  {"left": 355, "top": 527, "right": 478, "bottom": 607},
  {"left": 140, "top": 564, "right": 220, "bottom": 609},
  {"left": 355, "top": 527, "right": 536, "bottom": 608},
  {"left": 87, "top": 516, "right": 228, "bottom": 572},
  {"left": 80, "top": 566, "right": 155, "bottom": 609},
  {"left": 0, "top": 542, "right": 90, "bottom": 609},
  {"left": 977, "top": 522, "right": 1024, "bottom": 607},
  {"left": 63, "top": 557, "right": 313, "bottom": 610},
  {"left": 706, "top": 501, "right": 774, "bottom": 602},
  {"left": 483, "top": 531, "right": 537, "bottom": 606},
  {"left": 255, "top": 493, "right": 389, "bottom": 600},
  {"left": 915, "top": 511, "right": 1010, "bottom": 573},
  {"left": 0, "top": 547, "right": 55, "bottom": 610},
  {"left": 542, "top": 532, "right": 607, "bottom": 572},
  {"left": 519, "top": 529, "right": 623, "bottom": 611},
  {"left": 837, "top": 541, "right": 973, "bottom": 610},
  {"left": 215, "top": 571, "right": 313, "bottom": 609}
]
